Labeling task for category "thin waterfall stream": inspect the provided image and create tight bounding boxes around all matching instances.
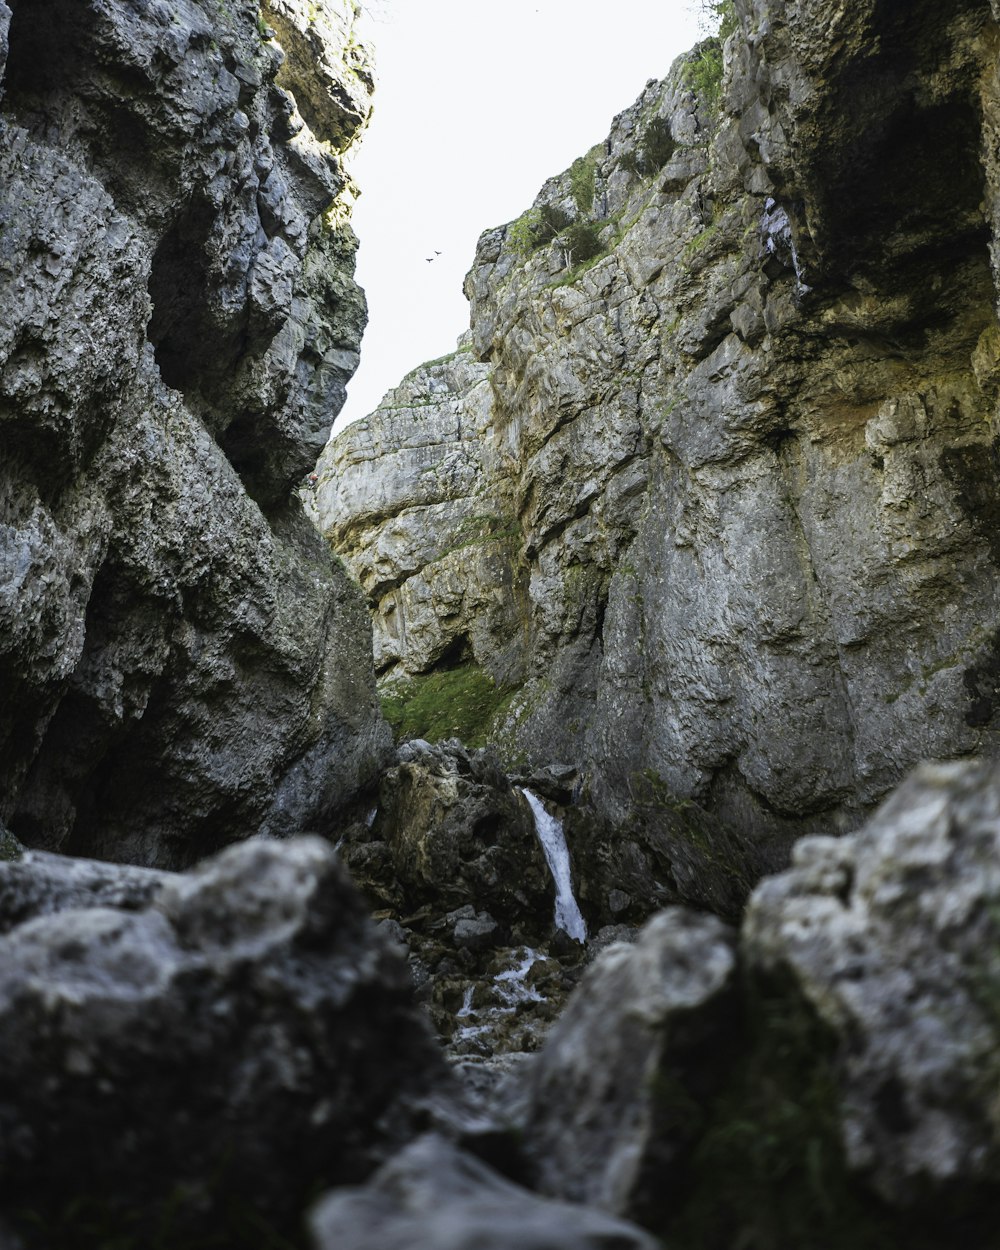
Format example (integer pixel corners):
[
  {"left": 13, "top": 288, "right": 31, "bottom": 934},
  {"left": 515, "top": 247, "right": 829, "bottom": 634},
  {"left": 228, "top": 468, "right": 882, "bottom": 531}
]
[{"left": 519, "top": 788, "right": 588, "bottom": 944}]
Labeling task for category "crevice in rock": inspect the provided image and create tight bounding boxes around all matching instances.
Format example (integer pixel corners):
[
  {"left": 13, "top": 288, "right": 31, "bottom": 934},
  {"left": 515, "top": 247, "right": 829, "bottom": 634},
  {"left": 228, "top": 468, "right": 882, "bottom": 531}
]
[{"left": 146, "top": 194, "right": 244, "bottom": 400}]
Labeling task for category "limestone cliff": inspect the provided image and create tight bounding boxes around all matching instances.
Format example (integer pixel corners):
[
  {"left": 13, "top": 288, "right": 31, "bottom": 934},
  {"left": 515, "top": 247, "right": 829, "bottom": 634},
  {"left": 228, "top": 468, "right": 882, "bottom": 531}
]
[
  {"left": 0, "top": 0, "right": 391, "bottom": 866},
  {"left": 319, "top": 0, "right": 1000, "bottom": 893}
]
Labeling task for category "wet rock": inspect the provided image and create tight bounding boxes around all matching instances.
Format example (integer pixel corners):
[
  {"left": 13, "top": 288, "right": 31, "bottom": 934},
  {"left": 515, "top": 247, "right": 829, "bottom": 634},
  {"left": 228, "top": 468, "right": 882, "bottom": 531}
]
[
  {"left": 0, "top": 837, "right": 451, "bottom": 1240},
  {"left": 342, "top": 740, "right": 552, "bottom": 933},
  {"left": 516, "top": 908, "right": 740, "bottom": 1223},
  {"left": 744, "top": 759, "right": 1000, "bottom": 1210},
  {"left": 308, "top": 1133, "right": 662, "bottom": 1250}
]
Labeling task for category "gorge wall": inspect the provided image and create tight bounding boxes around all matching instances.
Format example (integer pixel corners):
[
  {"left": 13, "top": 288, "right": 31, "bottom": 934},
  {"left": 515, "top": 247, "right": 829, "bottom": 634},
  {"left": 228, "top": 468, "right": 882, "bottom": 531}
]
[
  {"left": 0, "top": 0, "right": 391, "bottom": 867},
  {"left": 319, "top": 0, "right": 1000, "bottom": 892}
]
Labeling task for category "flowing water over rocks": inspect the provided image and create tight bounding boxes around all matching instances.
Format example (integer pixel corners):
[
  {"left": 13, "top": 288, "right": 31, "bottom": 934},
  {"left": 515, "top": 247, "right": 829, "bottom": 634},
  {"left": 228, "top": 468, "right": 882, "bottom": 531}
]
[{"left": 520, "top": 788, "right": 588, "bottom": 944}]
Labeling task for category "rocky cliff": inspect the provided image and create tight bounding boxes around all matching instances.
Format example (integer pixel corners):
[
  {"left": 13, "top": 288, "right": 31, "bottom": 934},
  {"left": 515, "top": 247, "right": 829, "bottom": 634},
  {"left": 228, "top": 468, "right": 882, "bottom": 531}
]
[
  {"left": 0, "top": 0, "right": 391, "bottom": 866},
  {"left": 319, "top": 0, "right": 1000, "bottom": 895}
]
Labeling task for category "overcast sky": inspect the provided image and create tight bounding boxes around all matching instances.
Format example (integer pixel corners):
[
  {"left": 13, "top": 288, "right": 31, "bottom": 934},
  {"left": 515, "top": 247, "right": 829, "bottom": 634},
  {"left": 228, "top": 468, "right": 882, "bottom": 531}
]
[{"left": 335, "top": 0, "right": 706, "bottom": 431}]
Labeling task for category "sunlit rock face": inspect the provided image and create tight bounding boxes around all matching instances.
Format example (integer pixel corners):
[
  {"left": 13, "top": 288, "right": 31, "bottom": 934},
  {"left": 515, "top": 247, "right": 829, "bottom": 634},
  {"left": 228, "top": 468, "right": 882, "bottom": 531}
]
[
  {"left": 0, "top": 0, "right": 391, "bottom": 865},
  {"left": 315, "top": 335, "right": 528, "bottom": 689},
  {"left": 319, "top": 0, "right": 1000, "bottom": 885}
]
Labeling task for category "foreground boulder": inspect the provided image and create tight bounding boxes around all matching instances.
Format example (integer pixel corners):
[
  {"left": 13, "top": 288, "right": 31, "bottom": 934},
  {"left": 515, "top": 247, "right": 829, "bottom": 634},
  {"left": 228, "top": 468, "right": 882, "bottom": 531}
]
[
  {"left": 515, "top": 908, "right": 739, "bottom": 1225},
  {"left": 0, "top": 837, "right": 451, "bottom": 1243},
  {"left": 745, "top": 760, "right": 1000, "bottom": 1211},
  {"left": 0, "top": 845, "right": 169, "bottom": 934},
  {"left": 308, "top": 1133, "right": 662, "bottom": 1250}
]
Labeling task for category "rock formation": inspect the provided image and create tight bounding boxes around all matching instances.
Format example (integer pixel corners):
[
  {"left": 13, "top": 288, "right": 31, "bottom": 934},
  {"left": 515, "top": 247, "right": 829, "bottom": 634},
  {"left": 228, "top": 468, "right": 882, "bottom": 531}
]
[
  {"left": 509, "top": 759, "right": 1000, "bottom": 1246},
  {"left": 5, "top": 0, "right": 1000, "bottom": 1247},
  {"left": 318, "top": 0, "right": 1000, "bottom": 890},
  {"left": 308, "top": 1133, "right": 662, "bottom": 1250},
  {"left": 516, "top": 908, "right": 740, "bottom": 1223},
  {"left": 0, "top": 836, "right": 452, "bottom": 1241},
  {"left": 0, "top": 0, "right": 390, "bottom": 867}
]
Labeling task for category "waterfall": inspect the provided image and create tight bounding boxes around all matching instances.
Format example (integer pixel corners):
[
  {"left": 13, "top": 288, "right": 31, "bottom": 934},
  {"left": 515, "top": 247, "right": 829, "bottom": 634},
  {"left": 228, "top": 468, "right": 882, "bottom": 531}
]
[{"left": 520, "top": 788, "right": 588, "bottom": 943}]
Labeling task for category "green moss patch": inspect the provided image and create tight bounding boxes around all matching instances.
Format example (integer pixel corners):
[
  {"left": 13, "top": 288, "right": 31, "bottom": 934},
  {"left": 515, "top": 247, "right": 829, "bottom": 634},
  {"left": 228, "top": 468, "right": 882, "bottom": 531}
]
[
  {"left": 664, "top": 981, "right": 994, "bottom": 1250},
  {"left": 0, "top": 825, "right": 23, "bottom": 862},
  {"left": 380, "top": 664, "right": 519, "bottom": 749}
]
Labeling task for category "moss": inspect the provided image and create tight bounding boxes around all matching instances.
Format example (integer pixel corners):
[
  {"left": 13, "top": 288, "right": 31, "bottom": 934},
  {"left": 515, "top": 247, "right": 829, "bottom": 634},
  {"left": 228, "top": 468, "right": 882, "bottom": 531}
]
[
  {"left": 0, "top": 825, "right": 23, "bottom": 862},
  {"left": 436, "top": 514, "right": 521, "bottom": 558},
  {"left": 569, "top": 152, "right": 599, "bottom": 214},
  {"left": 379, "top": 663, "right": 519, "bottom": 749},
  {"left": 659, "top": 988, "right": 858, "bottom": 1249},
  {"left": 662, "top": 978, "right": 993, "bottom": 1250},
  {"left": 683, "top": 223, "right": 719, "bottom": 257},
  {"left": 682, "top": 37, "right": 725, "bottom": 111}
]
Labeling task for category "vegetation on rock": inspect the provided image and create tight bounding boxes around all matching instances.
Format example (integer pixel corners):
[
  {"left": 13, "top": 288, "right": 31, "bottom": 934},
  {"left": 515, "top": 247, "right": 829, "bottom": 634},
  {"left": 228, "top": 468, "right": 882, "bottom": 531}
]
[{"left": 379, "top": 663, "right": 518, "bottom": 748}]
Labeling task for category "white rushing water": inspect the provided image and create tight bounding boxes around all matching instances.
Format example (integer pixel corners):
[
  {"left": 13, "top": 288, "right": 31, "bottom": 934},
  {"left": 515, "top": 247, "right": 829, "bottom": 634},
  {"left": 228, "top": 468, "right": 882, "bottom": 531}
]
[
  {"left": 520, "top": 788, "right": 588, "bottom": 943},
  {"left": 451, "top": 947, "right": 544, "bottom": 1045}
]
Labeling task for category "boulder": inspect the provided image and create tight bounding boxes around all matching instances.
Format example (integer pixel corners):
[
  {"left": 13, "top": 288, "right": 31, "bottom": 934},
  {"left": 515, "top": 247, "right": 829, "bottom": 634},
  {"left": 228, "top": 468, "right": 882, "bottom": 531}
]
[
  {"left": 516, "top": 907, "right": 739, "bottom": 1224},
  {"left": 0, "top": 837, "right": 451, "bottom": 1242},
  {"left": 308, "top": 1133, "right": 663, "bottom": 1250},
  {"left": 342, "top": 740, "right": 554, "bottom": 933},
  {"left": 745, "top": 760, "right": 1000, "bottom": 1210},
  {"left": 0, "top": 847, "right": 169, "bottom": 934}
]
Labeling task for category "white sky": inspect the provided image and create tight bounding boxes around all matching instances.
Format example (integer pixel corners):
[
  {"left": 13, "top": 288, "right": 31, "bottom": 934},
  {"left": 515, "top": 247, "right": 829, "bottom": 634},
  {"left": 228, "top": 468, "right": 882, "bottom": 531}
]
[{"left": 336, "top": 0, "right": 706, "bottom": 431}]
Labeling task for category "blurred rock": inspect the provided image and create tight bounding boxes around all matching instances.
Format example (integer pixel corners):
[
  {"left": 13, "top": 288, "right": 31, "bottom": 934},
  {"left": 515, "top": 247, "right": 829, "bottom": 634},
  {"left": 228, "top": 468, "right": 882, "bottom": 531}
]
[
  {"left": 0, "top": 837, "right": 450, "bottom": 1239},
  {"left": 745, "top": 760, "right": 1000, "bottom": 1209},
  {"left": 308, "top": 1133, "right": 662, "bottom": 1250},
  {"left": 517, "top": 907, "right": 739, "bottom": 1223}
]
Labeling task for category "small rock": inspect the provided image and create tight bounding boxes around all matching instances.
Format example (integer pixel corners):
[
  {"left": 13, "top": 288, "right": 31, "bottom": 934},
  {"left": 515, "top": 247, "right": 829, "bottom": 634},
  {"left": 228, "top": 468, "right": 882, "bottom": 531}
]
[
  {"left": 454, "top": 911, "right": 501, "bottom": 952},
  {"left": 307, "top": 1133, "right": 662, "bottom": 1250}
]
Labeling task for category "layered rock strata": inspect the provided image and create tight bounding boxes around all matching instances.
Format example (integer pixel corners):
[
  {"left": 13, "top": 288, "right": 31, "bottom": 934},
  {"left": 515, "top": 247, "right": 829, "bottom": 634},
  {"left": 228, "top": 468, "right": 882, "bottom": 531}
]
[
  {"left": 0, "top": 0, "right": 390, "bottom": 866},
  {"left": 319, "top": 0, "right": 1000, "bottom": 882}
]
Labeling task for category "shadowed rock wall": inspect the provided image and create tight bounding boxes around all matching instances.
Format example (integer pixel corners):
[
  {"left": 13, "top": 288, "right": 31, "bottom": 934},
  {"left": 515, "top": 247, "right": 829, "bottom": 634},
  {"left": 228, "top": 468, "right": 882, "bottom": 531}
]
[{"left": 0, "top": 0, "right": 391, "bottom": 866}]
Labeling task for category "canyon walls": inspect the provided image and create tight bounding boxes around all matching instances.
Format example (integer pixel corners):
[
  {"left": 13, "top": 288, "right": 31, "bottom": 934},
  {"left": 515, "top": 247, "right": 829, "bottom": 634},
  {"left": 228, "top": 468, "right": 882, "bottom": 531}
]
[
  {"left": 0, "top": 0, "right": 391, "bottom": 866},
  {"left": 319, "top": 0, "right": 1000, "bottom": 893}
]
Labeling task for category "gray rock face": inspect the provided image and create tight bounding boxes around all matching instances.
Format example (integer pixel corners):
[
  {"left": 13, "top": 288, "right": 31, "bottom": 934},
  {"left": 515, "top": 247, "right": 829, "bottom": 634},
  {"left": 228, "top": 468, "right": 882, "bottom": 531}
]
[
  {"left": 516, "top": 908, "right": 739, "bottom": 1223},
  {"left": 0, "top": 0, "right": 390, "bottom": 865},
  {"left": 308, "top": 1133, "right": 663, "bottom": 1250},
  {"left": 316, "top": 335, "right": 526, "bottom": 688},
  {"left": 318, "top": 0, "right": 1000, "bottom": 879},
  {"left": 0, "top": 837, "right": 450, "bottom": 1239},
  {"left": 745, "top": 759, "right": 1000, "bottom": 1207}
]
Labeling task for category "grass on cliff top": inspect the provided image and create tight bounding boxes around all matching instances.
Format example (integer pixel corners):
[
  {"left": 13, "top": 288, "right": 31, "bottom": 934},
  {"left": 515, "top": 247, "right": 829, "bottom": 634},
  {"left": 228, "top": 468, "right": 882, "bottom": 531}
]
[{"left": 379, "top": 662, "right": 517, "bottom": 749}]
